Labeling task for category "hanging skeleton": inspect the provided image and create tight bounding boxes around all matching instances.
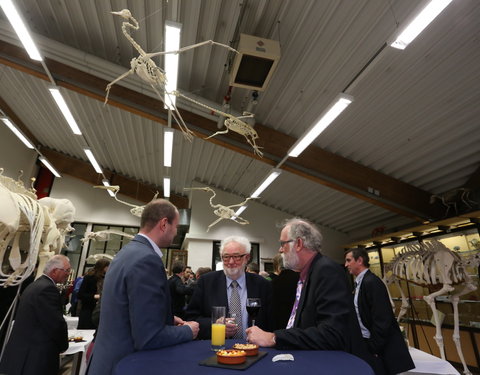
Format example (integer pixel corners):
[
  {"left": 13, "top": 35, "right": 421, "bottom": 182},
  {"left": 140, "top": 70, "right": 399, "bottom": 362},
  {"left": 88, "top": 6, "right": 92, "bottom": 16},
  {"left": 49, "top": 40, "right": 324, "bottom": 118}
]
[
  {"left": 82, "top": 229, "right": 135, "bottom": 243},
  {"left": 184, "top": 187, "right": 256, "bottom": 232},
  {"left": 106, "top": 9, "right": 238, "bottom": 142},
  {"left": 174, "top": 91, "right": 263, "bottom": 157},
  {"left": 383, "top": 240, "right": 479, "bottom": 375},
  {"left": 94, "top": 184, "right": 158, "bottom": 217},
  {"left": 0, "top": 169, "right": 75, "bottom": 287}
]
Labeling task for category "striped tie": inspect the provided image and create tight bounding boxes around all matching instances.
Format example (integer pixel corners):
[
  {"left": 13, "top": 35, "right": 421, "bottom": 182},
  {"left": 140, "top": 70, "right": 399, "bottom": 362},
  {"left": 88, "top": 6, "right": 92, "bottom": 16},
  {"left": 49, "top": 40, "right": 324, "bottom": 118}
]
[
  {"left": 286, "top": 280, "right": 304, "bottom": 329},
  {"left": 229, "top": 280, "right": 243, "bottom": 339}
]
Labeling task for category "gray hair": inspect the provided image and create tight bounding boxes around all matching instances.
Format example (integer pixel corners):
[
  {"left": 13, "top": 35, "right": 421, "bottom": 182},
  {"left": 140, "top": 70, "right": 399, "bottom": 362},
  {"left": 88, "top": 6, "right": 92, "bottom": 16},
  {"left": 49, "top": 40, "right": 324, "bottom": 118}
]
[
  {"left": 43, "top": 254, "right": 70, "bottom": 274},
  {"left": 284, "top": 218, "right": 322, "bottom": 253},
  {"left": 220, "top": 236, "right": 251, "bottom": 255}
]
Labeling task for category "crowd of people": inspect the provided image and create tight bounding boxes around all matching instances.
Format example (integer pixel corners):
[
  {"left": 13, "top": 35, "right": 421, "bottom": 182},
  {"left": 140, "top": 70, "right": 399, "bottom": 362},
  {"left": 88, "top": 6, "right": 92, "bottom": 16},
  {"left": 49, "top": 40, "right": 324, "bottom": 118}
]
[{"left": 0, "top": 198, "right": 413, "bottom": 375}]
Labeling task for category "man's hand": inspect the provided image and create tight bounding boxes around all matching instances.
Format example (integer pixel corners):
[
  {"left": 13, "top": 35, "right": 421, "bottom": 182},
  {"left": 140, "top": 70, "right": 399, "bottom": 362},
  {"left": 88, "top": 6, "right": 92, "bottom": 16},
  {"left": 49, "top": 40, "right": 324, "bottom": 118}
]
[
  {"left": 246, "top": 326, "right": 275, "bottom": 347},
  {"left": 184, "top": 321, "right": 200, "bottom": 339},
  {"left": 173, "top": 316, "right": 185, "bottom": 326},
  {"left": 225, "top": 321, "right": 239, "bottom": 338}
]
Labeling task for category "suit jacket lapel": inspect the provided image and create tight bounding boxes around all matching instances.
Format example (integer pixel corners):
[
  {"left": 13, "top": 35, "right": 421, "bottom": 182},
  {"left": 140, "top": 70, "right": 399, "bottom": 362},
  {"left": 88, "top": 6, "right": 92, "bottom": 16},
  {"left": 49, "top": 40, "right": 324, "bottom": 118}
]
[{"left": 294, "top": 253, "right": 321, "bottom": 327}]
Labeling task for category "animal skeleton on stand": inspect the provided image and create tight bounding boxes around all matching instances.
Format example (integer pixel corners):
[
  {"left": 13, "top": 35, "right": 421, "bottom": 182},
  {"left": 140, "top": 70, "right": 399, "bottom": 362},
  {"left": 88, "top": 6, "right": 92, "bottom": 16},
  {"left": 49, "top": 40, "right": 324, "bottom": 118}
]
[
  {"left": 106, "top": 9, "right": 239, "bottom": 142},
  {"left": 383, "top": 240, "right": 479, "bottom": 375},
  {"left": 184, "top": 187, "right": 256, "bottom": 232}
]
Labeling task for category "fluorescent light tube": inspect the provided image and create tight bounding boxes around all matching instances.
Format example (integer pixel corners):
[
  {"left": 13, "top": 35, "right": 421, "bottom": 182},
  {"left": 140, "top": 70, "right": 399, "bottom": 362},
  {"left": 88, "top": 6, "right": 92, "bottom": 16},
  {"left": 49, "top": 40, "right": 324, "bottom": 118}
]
[
  {"left": 390, "top": 0, "right": 453, "bottom": 50},
  {"left": 251, "top": 169, "right": 281, "bottom": 198},
  {"left": 164, "top": 21, "right": 181, "bottom": 109},
  {"left": 163, "top": 177, "right": 171, "bottom": 198},
  {"left": 48, "top": 88, "right": 82, "bottom": 135},
  {"left": 102, "top": 179, "right": 115, "bottom": 197},
  {"left": 84, "top": 148, "right": 103, "bottom": 174},
  {"left": 233, "top": 205, "right": 247, "bottom": 219},
  {"left": 39, "top": 156, "right": 61, "bottom": 178},
  {"left": 289, "top": 94, "right": 353, "bottom": 157},
  {"left": 0, "top": 0, "right": 42, "bottom": 61},
  {"left": 164, "top": 129, "right": 174, "bottom": 167},
  {"left": 1, "top": 117, "right": 34, "bottom": 149}
]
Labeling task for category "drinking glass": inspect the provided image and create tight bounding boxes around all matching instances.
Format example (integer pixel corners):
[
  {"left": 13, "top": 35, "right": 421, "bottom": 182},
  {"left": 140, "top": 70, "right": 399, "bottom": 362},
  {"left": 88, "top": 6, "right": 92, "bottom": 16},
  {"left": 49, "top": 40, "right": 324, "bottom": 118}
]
[
  {"left": 211, "top": 306, "right": 226, "bottom": 351},
  {"left": 246, "top": 298, "right": 261, "bottom": 327}
]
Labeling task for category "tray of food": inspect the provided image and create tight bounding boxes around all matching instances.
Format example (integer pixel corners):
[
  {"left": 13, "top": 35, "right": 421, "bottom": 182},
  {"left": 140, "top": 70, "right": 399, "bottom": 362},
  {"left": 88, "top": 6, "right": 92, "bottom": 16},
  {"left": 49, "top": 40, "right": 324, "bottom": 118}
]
[{"left": 199, "top": 344, "right": 267, "bottom": 370}]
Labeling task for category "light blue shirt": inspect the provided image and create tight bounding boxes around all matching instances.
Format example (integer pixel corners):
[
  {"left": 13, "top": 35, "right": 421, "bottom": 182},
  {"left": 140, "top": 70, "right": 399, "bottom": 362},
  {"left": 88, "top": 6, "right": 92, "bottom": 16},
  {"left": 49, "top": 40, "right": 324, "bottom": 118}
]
[
  {"left": 138, "top": 233, "right": 163, "bottom": 259},
  {"left": 225, "top": 273, "right": 247, "bottom": 338},
  {"left": 354, "top": 268, "right": 371, "bottom": 339}
]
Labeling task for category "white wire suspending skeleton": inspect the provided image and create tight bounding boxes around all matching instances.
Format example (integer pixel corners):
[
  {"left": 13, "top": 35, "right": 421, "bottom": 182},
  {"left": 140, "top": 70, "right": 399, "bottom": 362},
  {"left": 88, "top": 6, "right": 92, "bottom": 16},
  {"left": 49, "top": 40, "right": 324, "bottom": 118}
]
[
  {"left": 105, "top": 9, "right": 239, "bottom": 142},
  {"left": 175, "top": 92, "right": 263, "bottom": 157},
  {"left": 184, "top": 187, "right": 257, "bottom": 231}
]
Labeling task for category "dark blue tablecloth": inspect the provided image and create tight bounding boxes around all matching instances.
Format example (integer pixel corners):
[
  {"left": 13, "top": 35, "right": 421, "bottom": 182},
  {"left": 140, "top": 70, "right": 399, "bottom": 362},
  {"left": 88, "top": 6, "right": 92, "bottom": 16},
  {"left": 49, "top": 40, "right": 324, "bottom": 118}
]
[{"left": 114, "top": 339, "right": 374, "bottom": 375}]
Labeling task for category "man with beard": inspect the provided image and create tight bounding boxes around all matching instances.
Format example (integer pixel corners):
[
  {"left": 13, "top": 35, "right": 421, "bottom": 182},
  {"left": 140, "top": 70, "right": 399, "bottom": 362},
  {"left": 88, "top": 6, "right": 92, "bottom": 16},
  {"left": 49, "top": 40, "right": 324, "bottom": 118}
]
[
  {"left": 246, "top": 219, "right": 374, "bottom": 371},
  {"left": 185, "top": 236, "right": 272, "bottom": 339}
]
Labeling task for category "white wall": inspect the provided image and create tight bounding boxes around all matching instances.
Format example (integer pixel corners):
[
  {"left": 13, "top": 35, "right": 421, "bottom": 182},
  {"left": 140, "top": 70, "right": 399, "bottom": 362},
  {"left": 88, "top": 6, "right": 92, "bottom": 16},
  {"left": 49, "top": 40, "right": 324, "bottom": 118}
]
[{"left": 184, "top": 182, "right": 349, "bottom": 272}]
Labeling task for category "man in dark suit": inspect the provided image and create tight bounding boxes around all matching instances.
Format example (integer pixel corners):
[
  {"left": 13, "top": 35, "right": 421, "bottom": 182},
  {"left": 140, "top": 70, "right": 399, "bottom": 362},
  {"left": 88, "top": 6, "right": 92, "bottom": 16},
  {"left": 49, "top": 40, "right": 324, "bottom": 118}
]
[
  {"left": 185, "top": 236, "right": 272, "bottom": 340},
  {"left": 0, "top": 255, "right": 71, "bottom": 375},
  {"left": 246, "top": 219, "right": 373, "bottom": 368},
  {"left": 168, "top": 262, "right": 193, "bottom": 318},
  {"left": 345, "top": 248, "right": 414, "bottom": 375},
  {"left": 88, "top": 199, "right": 199, "bottom": 375}
]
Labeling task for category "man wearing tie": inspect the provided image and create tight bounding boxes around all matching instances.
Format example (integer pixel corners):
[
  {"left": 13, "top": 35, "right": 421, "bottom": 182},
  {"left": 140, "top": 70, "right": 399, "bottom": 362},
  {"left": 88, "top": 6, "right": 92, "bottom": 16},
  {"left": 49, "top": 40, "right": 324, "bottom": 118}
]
[
  {"left": 344, "top": 248, "right": 414, "bottom": 375},
  {"left": 185, "top": 235, "right": 271, "bottom": 339}
]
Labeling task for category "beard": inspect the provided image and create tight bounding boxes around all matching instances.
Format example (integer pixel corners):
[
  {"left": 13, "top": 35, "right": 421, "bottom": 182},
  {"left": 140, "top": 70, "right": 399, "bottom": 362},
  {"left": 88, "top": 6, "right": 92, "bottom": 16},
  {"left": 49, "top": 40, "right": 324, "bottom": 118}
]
[
  {"left": 223, "top": 265, "right": 245, "bottom": 279},
  {"left": 282, "top": 249, "right": 299, "bottom": 270}
]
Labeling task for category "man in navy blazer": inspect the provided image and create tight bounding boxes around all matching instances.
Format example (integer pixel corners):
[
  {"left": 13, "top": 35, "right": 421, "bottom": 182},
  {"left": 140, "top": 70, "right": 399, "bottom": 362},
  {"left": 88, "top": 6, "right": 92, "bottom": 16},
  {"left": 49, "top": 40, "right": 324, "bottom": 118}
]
[
  {"left": 185, "top": 236, "right": 272, "bottom": 339},
  {"left": 0, "top": 255, "right": 70, "bottom": 375},
  {"left": 88, "top": 199, "right": 199, "bottom": 375},
  {"left": 345, "top": 248, "right": 414, "bottom": 374},
  {"left": 246, "top": 219, "right": 373, "bottom": 369}
]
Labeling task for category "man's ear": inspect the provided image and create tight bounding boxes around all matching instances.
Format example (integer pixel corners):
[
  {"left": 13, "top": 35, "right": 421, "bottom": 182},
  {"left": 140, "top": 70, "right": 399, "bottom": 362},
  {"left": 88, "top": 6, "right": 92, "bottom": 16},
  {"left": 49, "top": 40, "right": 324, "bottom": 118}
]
[
  {"left": 295, "top": 237, "right": 303, "bottom": 251},
  {"left": 245, "top": 254, "right": 251, "bottom": 263}
]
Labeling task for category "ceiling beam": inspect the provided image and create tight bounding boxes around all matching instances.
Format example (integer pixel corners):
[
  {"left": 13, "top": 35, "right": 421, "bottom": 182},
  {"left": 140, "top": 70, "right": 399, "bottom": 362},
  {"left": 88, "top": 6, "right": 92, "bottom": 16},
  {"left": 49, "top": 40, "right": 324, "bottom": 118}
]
[{"left": 0, "top": 39, "right": 441, "bottom": 221}]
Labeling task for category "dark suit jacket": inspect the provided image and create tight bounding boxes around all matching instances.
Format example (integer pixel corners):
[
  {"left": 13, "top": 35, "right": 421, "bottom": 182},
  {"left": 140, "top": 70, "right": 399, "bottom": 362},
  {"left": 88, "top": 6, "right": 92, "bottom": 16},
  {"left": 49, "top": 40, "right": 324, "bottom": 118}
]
[
  {"left": 168, "top": 274, "right": 193, "bottom": 318},
  {"left": 0, "top": 275, "right": 68, "bottom": 375},
  {"left": 184, "top": 270, "right": 272, "bottom": 339},
  {"left": 77, "top": 273, "right": 101, "bottom": 329},
  {"left": 88, "top": 235, "right": 192, "bottom": 375},
  {"left": 358, "top": 270, "right": 414, "bottom": 374},
  {"left": 274, "top": 254, "right": 373, "bottom": 367},
  {"left": 271, "top": 269, "right": 299, "bottom": 330}
]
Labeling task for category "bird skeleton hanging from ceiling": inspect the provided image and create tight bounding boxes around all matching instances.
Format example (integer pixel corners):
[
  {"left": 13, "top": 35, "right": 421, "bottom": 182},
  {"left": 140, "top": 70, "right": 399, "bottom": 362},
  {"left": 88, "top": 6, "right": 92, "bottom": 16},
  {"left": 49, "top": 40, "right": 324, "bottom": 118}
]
[
  {"left": 383, "top": 239, "right": 479, "bottom": 375},
  {"left": 174, "top": 92, "right": 263, "bottom": 157},
  {"left": 81, "top": 229, "right": 135, "bottom": 243},
  {"left": 0, "top": 169, "right": 75, "bottom": 288},
  {"left": 184, "top": 187, "right": 256, "bottom": 232},
  {"left": 94, "top": 184, "right": 158, "bottom": 217},
  {"left": 105, "top": 9, "right": 239, "bottom": 143}
]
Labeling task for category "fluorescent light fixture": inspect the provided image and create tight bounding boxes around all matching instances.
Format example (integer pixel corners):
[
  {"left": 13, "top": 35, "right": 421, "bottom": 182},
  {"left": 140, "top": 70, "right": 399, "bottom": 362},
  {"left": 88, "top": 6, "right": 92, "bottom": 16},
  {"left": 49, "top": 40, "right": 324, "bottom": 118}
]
[
  {"left": 233, "top": 205, "right": 247, "bottom": 219},
  {"left": 163, "top": 177, "right": 171, "bottom": 198},
  {"left": 164, "top": 129, "right": 174, "bottom": 167},
  {"left": 288, "top": 93, "right": 353, "bottom": 157},
  {"left": 1, "top": 117, "right": 34, "bottom": 149},
  {"left": 390, "top": 0, "right": 453, "bottom": 50},
  {"left": 102, "top": 179, "right": 115, "bottom": 197},
  {"left": 84, "top": 148, "right": 103, "bottom": 174},
  {"left": 164, "top": 21, "right": 181, "bottom": 109},
  {"left": 48, "top": 88, "right": 82, "bottom": 135},
  {"left": 251, "top": 169, "right": 282, "bottom": 198},
  {"left": 39, "top": 156, "right": 61, "bottom": 178},
  {"left": 0, "top": 0, "right": 42, "bottom": 61}
]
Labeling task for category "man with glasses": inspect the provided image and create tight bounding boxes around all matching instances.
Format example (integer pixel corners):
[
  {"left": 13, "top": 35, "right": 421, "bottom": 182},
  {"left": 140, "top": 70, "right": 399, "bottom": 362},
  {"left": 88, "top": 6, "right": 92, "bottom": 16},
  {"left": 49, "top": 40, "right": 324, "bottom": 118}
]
[
  {"left": 0, "top": 254, "right": 71, "bottom": 375},
  {"left": 185, "top": 235, "right": 272, "bottom": 339},
  {"left": 246, "top": 219, "right": 374, "bottom": 370}
]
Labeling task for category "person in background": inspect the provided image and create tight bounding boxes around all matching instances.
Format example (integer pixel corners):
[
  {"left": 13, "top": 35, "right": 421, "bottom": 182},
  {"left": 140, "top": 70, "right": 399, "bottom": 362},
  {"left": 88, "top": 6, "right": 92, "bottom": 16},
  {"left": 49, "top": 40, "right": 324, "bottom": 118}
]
[
  {"left": 185, "top": 236, "right": 272, "bottom": 340},
  {"left": 246, "top": 218, "right": 373, "bottom": 370},
  {"left": 168, "top": 262, "right": 194, "bottom": 318},
  {"left": 87, "top": 199, "right": 199, "bottom": 375},
  {"left": 270, "top": 253, "right": 299, "bottom": 330},
  {"left": 344, "top": 248, "right": 414, "bottom": 375},
  {"left": 0, "top": 255, "right": 71, "bottom": 375},
  {"left": 77, "top": 258, "right": 110, "bottom": 329},
  {"left": 195, "top": 267, "right": 212, "bottom": 280},
  {"left": 246, "top": 262, "right": 259, "bottom": 274}
]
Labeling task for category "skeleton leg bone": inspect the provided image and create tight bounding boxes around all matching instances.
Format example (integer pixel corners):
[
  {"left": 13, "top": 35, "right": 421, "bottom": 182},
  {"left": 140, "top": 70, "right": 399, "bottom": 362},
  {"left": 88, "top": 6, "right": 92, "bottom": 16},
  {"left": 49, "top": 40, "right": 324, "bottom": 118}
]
[{"left": 104, "top": 69, "right": 135, "bottom": 104}]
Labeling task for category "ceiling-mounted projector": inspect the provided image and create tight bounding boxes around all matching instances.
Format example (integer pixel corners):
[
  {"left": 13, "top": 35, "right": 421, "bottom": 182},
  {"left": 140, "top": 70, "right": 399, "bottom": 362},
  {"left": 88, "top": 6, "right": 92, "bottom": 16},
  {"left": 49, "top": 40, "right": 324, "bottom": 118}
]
[{"left": 229, "top": 33, "right": 281, "bottom": 91}]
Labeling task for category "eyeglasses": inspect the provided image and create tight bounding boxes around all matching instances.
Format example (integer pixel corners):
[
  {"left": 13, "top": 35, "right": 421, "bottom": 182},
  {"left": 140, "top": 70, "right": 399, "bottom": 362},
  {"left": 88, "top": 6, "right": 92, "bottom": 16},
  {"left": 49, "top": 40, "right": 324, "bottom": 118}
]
[
  {"left": 279, "top": 239, "right": 294, "bottom": 248},
  {"left": 221, "top": 254, "right": 247, "bottom": 261},
  {"left": 57, "top": 268, "right": 71, "bottom": 273}
]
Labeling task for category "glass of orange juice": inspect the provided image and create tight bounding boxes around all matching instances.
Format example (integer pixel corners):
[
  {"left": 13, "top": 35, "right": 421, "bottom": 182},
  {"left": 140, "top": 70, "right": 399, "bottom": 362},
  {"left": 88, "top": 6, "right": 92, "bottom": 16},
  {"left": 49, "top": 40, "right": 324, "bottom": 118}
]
[{"left": 211, "top": 306, "right": 226, "bottom": 351}]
